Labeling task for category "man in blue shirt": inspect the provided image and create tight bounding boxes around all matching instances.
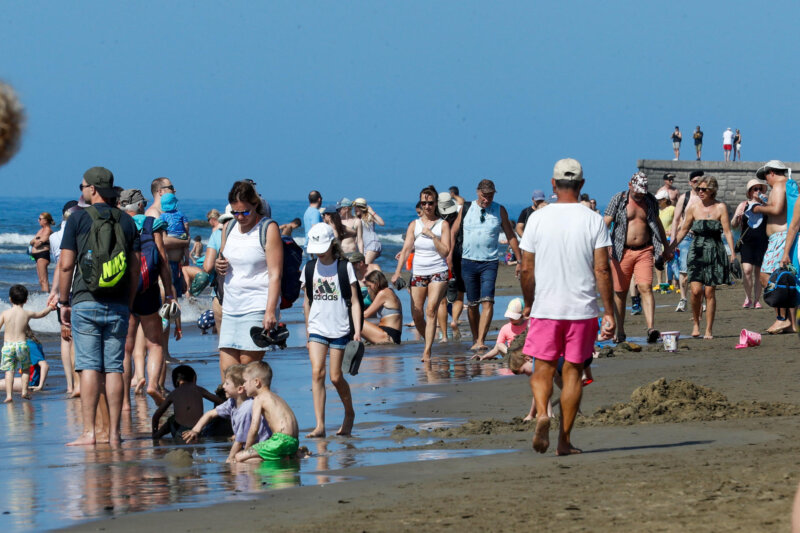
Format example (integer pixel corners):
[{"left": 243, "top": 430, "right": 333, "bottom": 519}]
[{"left": 303, "top": 190, "right": 323, "bottom": 244}]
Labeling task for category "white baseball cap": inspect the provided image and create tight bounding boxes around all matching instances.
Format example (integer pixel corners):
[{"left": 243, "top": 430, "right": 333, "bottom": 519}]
[
  {"left": 553, "top": 158, "right": 583, "bottom": 182},
  {"left": 504, "top": 297, "right": 524, "bottom": 320},
  {"left": 655, "top": 189, "right": 669, "bottom": 201},
  {"left": 306, "top": 223, "right": 335, "bottom": 254}
]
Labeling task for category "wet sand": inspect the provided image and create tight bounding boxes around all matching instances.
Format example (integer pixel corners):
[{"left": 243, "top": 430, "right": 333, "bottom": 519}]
[{"left": 64, "top": 266, "right": 800, "bottom": 531}]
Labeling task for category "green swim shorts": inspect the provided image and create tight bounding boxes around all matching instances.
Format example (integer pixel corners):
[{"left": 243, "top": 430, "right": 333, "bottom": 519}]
[
  {"left": 252, "top": 432, "right": 299, "bottom": 461},
  {"left": 0, "top": 341, "right": 30, "bottom": 372}
]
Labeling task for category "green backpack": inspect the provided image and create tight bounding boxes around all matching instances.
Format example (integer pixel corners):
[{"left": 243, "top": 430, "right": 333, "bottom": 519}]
[{"left": 80, "top": 206, "right": 129, "bottom": 295}]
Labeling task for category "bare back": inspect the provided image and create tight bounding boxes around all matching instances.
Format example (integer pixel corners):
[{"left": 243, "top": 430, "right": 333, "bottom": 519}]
[
  {"left": 169, "top": 384, "right": 207, "bottom": 428},
  {"left": 255, "top": 389, "right": 298, "bottom": 438},
  {"left": 2, "top": 306, "right": 32, "bottom": 343}
]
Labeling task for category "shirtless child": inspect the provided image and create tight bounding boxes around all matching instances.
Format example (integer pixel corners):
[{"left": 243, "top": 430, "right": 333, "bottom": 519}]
[
  {"left": 152, "top": 365, "right": 222, "bottom": 441},
  {"left": 234, "top": 361, "right": 301, "bottom": 463},
  {"left": 0, "top": 285, "right": 54, "bottom": 402}
]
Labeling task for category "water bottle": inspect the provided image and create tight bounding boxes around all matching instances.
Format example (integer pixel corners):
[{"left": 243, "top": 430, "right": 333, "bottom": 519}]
[{"left": 82, "top": 249, "right": 93, "bottom": 280}]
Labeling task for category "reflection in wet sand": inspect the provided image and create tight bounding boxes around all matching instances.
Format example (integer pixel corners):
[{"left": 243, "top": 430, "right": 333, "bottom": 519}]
[{"left": 0, "top": 328, "right": 515, "bottom": 531}]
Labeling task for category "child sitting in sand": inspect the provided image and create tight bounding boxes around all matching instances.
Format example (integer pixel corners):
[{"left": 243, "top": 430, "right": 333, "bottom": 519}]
[
  {"left": 152, "top": 365, "right": 223, "bottom": 441},
  {"left": 182, "top": 364, "right": 272, "bottom": 462},
  {"left": 0, "top": 285, "right": 54, "bottom": 402},
  {"left": 159, "top": 192, "right": 190, "bottom": 240},
  {"left": 234, "top": 361, "right": 302, "bottom": 463},
  {"left": 472, "top": 298, "right": 527, "bottom": 362}
]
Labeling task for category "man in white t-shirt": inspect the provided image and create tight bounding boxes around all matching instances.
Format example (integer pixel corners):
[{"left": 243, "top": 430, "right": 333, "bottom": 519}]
[
  {"left": 519, "top": 158, "right": 615, "bottom": 456},
  {"left": 723, "top": 127, "right": 734, "bottom": 162}
]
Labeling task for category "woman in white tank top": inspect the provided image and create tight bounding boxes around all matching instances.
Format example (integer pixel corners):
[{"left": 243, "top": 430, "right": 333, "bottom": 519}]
[
  {"left": 392, "top": 185, "right": 451, "bottom": 362},
  {"left": 214, "top": 181, "right": 284, "bottom": 379}
]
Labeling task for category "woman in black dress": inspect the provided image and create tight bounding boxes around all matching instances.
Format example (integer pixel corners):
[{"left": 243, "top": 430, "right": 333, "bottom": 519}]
[{"left": 732, "top": 179, "right": 769, "bottom": 309}]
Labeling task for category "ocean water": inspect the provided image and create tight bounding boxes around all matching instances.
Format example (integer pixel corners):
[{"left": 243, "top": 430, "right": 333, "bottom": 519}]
[
  {"left": 0, "top": 196, "right": 530, "bottom": 334},
  {"left": 0, "top": 196, "right": 530, "bottom": 531}
]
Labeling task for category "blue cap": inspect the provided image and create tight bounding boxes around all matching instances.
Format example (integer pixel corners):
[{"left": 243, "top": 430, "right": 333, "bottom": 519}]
[
  {"left": 532, "top": 190, "right": 546, "bottom": 202},
  {"left": 161, "top": 192, "right": 178, "bottom": 211}
]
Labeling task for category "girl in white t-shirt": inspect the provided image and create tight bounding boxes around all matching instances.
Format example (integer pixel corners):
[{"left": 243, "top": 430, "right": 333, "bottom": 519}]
[
  {"left": 392, "top": 185, "right": 451, "bottom": 362},
  {"left": 303, "top": 223, "right": 361, "bottom": 438}
]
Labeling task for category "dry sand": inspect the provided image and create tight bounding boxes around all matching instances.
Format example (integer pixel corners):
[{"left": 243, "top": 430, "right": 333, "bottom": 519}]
[{"left": 67, "top": 265, "right": 800, "bottom": 532}]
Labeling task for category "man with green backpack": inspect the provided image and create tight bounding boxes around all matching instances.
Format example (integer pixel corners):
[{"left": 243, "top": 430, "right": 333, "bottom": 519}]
[{"left": 58, "top": 167, "right": 141, "bottom": 446}]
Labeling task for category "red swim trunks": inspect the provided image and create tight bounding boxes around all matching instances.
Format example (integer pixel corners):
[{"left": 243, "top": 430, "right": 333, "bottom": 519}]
[{"left": 723, "top": 144, "right": 732, "bottom": 150}]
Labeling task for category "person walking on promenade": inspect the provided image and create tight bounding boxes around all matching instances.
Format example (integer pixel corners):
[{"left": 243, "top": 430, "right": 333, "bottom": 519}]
[
  {"left": 60, "top": 167, "right": 140, "bottom": 446},
  {"left": 669, "top": 176, "right": 735, "bottom": 339},
  {"left": 604, "top": 172, "right": 670, "bottom": 343},
  {"left": 450, "top": 179, "right": 522, "bottom": 351},
  {"left": 392, "top": 185, "right": 451, "bottom": 361},
  {"left": 732, "top": 179, "right": 769, "bottom": 308},
  {"left": 751, "top": 160, "right": 795, "bottom": 333},
  {"left": 723, "top": 128, "right": 735, "bottom": 162},
  {"left": 671, "top": 126, "right": 682, "bottom": 160},
  {"left": 671, "top": 170, "right": 704, "bottom": 312},
  {"left": 693, "top": 126, "right": 703, "bottom": 161},
  {"left": 733, "top": 129, "right": 742, "bottom": 161},
  {"left": 519, "top": 158, "right": 614, "bottom": 455}
]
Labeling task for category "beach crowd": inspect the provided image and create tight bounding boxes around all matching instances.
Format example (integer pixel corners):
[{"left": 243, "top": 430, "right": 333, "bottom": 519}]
[{"left": 1, "top": 154, "right": 798, "bottom": 464}]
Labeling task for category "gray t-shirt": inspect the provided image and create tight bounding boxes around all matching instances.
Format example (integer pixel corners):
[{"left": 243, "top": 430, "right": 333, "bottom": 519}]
[{"left": 215, "top": 397, "right": 271, "bottom": 443}]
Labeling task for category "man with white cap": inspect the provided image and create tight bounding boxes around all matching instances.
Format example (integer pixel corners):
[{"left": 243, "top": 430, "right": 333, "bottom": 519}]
[
  {"left": 723, "top": 128, "right": 735, "bottom": 162},
  {"left": 752, "top": 160, "right": 796, "bottom": 333},
  {"left": 604, "top": 172, "right": 670, "bottom": 344},
  {"left": 519, "top": 158, "right": 614, "bottom": 455}
]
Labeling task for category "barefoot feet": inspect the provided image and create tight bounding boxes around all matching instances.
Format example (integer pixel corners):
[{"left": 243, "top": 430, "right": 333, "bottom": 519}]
[
  {"left": 336, "top": 414, "right": 354, "bottom": 436},
  {"left": 305, "top": 428, "right": 326, "bottom": 439},
  {"left": 67, "top": 433, "right": 96, "bottom": 446},
  {"left": 532, "top": 416, "right": 550, "bottom": 454}
]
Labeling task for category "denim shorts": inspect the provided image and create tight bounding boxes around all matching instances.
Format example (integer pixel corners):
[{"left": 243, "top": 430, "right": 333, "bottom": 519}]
[
  {"left": 460, "top": 259, "right": 499, "bottom": 306},
  {"left": 308, "top": 333, "right": 350, "bottom": 350},
  {"left": 678, "top": 235, "right": 692, "bottom": 274},
  {"left": 72, "top": 301, "right": 130, "bottom": 373},
  {"left": 219, "top": 310, "right": 266, "bottom": 352}
]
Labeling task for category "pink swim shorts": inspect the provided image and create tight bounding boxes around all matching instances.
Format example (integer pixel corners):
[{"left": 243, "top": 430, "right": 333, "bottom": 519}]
[{"left": 522, "top": 317, "right": 598, "bottom": 364}]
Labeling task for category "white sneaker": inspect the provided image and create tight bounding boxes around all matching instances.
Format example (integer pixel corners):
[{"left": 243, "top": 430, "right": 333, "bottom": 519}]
[{"left": 675, "top": 299, "right": 687, "bottom": 312}]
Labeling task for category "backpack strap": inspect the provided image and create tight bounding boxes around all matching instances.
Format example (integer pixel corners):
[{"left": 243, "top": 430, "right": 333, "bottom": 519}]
[
  {"left": 680, "top": 191, "right": 691, "bottom": 216},
  {"left": 219, "top": 220, "right": 237, "bottom": 257},
  {"left": 304, "top": 258, "right": 317, "bottom": 304},
  {"left": 338, "top": 259, "right": 352, "bottom": 304}
]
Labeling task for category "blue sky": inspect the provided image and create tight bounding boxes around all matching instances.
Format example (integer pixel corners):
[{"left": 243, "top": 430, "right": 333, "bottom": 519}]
[{"left": 2, "top": 1, "right": 798, "bottom": 205}]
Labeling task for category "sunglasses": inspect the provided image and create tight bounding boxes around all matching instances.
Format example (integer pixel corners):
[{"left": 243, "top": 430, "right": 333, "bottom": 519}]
[
  {"left": 420, "top": 201, "right": 435, "bottom": 206},
  {"left": 160, "top": 185, "right": 175, "bottom": 192},
  {"left": 231, "top": 210, "right": 251, "bottom": 217},
  {"left": 480, "top": 208, "right": 486, "bottom": 223},
  {"left": 696, "top": 187, "right": 711, "bottom": 192},
  {"left": 79, "top": 183, "right": 92, "bottom": 191}
]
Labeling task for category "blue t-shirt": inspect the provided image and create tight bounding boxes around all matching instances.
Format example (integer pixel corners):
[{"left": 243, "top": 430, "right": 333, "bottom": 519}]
[
  {"left": 304, "top": 206, "right": 322, "bottom": 239},
  {"left": 207, "top": 228, "right": 222, "bottom": 252},
  {"left": 160, "top": 210, "right": 189, "bottom": 239}
]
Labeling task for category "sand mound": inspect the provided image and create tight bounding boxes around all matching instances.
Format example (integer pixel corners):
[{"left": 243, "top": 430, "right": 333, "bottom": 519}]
[
  {"left": 163, "top": 449, "right": 193, "bottom": 467},
  {"left": 392, "top": 418, "right": 534, "bottom": 439},
  {"left": 587, "top": 378, "right": 800, "bottom": 426}
]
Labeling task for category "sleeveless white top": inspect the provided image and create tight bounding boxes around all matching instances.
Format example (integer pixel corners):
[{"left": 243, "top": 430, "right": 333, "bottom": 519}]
[
  {"left": 223, "top": 220, "right": 270, "bottom": 315},
  {"left": 412, "top": 218, "right": 447, "bottom": 275}
]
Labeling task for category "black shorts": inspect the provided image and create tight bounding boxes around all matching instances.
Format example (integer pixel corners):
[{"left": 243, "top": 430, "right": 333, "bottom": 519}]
[
  {"left": 379, "top": 325, "right": 402, "bottom": 344},
  {"left": 452, "top": 254, "right": 466, "bottom": 294},
  {"left": 133, "top": 284, "right": 161, "bottom": 316},
  {"left": 740, "top": 241, "right": 768, "bottom": 268},
  {"left": 31, "top": 250, "right": 50, "bottom": 262}
]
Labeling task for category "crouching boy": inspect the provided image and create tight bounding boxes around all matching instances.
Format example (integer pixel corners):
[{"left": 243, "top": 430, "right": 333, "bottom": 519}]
[
  {"left": 182, "top": 364, "right": 271, "bottom": 462},
  {"left": 234, "top": 361, "right": 300, "bottom": 463}
]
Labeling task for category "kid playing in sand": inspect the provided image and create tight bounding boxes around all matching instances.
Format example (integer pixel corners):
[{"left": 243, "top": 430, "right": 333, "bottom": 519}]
[
  {"left": 152, "top": 364, "right": 223, "bottom": 441},
  {"left": 234, "top": 361, "right": 301, "bottom": 463},
  {"left": 182, "top": 364, "right": 271, "bottom": 462},
  {"left": 472, "top": 298, "right": 527, "bottom": 362},
  {"left": 1, "top": 285, "right": 54, "bottom": 402}
]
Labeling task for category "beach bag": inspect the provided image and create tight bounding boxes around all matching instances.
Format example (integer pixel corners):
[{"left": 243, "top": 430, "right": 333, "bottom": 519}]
[
  {"left": 786, "top": 179, "right": 800, "bottom": 277},
  {"left": 218, "top": 218, "right": 303, "bottom": 309},
  {"left": 304, "top": 258, "right": 365, "bottom": 338},
  {"left": 763, "top": 267, "right": 798, "bottom": 309},
  {"left": 80, "top": 206, "right": 129, "bottom": 296},
  {"left": 137, "top": 216, "right": 160, "bottom": 293}
]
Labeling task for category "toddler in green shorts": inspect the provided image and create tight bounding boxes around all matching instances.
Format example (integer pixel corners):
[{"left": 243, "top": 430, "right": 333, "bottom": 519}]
[{"left": 234, "top": 361, "right": 303, "bottom": 463}]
